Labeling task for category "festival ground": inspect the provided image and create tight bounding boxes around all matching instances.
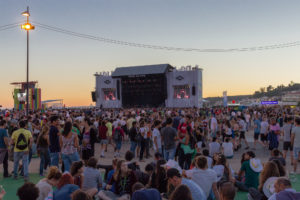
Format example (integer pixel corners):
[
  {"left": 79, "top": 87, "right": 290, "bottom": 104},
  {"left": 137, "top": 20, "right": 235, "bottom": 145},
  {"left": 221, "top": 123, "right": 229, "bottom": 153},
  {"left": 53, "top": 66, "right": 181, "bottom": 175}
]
[{"left": 1, "top": 130, "right": 300, "bottom": 200}]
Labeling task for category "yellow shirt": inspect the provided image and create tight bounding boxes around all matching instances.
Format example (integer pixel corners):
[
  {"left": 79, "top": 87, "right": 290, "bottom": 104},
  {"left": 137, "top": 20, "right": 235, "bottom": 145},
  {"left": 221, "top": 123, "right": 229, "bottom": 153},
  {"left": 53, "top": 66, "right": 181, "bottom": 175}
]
[{"left": 12, "top": 128, "right": 32, "bottom": 152}]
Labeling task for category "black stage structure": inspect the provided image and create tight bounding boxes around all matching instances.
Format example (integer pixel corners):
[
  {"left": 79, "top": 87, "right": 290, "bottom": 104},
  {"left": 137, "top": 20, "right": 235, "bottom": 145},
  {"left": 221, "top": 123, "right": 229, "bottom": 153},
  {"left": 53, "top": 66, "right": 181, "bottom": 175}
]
[{"left": 112, "top": 64, "right": 172, "bottom": 107}]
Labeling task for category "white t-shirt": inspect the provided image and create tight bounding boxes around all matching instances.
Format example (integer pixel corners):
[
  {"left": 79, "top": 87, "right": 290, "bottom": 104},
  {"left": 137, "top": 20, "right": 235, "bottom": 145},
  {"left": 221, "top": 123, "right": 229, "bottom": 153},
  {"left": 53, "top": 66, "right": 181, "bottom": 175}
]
[
  {"left": 222, "top": 142, "right": 233, "bottom": 157},
  {"left": 261, "top": 121, "right": 269, "bottom": 134},
  {"left": 209, "top": 142, "right": 220, "bottom": 157},
  {"left": 186, "top": 168, "right": 218, "bottom": 198},
  {"left": 210, "top": 117, "right": 218, "bottom": 131},
  {"left": 36, "top": 180, "right": 52, "bottom": 200},
  {"left": 212, "top": 165, "right": 224, "bottom": 181},
  {"left": 139, "top": 127, "right": 148, "bottom": 139},
  {"left": 292, "top": 126, "right": 300, "bottom": 148},
  {"left": 152, "top": 128, "right": 162, "bottom": 151},
  {"left": 206, "top": 156, "right": 213, "bottom": 168}
]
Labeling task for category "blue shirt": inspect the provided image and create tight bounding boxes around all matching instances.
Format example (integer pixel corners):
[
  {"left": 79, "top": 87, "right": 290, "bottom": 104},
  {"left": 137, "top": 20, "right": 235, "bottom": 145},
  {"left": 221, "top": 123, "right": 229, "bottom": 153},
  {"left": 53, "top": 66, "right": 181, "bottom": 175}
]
[
  {"left": 0, "top": 128, "right": 8, "bottom": 148},
  {"left": 53, "top": 184, "right": 79, "bottom": 200},
  {"left": 254, "top": 119, "right": 261, "bottom": 134},
  {"left": 182, "top": 178, "right": 206, "bottom": 200},
  {"left": 106, "top": 169, "right": 115, "bottom": 192},
  {"left": 132, "top": 188, "right": 162, "bottom": 200}
]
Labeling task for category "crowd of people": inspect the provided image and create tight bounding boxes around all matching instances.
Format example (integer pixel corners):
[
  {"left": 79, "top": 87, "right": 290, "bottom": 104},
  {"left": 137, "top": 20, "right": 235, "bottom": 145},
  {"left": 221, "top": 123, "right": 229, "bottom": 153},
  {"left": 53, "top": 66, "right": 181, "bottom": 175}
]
[{"left": 0, "top": 105, "right": 299, "bottom": 200}]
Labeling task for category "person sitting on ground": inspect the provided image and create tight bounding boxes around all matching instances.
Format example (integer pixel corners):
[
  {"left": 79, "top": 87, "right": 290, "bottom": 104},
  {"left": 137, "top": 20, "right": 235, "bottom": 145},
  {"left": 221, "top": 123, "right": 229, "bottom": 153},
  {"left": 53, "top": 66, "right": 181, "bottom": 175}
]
[
  {"left": 36, "top": 166, "right": 62, "bottom": 200},
  {"left": 234, "top": 151, "right": 262, "bottom": 192},
  {"left": 71, "top": 190, "right": 92, "bottom": 200},
  {"left": 82, "top": 157, "right": 102, "bottom": 197},
  {"left": 272, "top": 159, "right": 286, "bottom": 176},
  {"left": 269, "top": 149, "right": 286, "bottom": 166},
  {"left": 209, "top": 137, "right": 221, "bottom": 157},
  {"left": 125, "top": 150, "right": 140, "bottom": 171},
  {"left": 106, "top": 160, "right": 137, "bottom": 196},
  {"left": 203, "top": 149, "right": 213, "bottom": 168},
  {"left": 258, "top": 161, "right": 280, "bottom": 200},
  {"left": 70, "top": 161, "right": 84, "bottom": 189},
  {"left": 53, "top": 172, "right": 79, "bottom": 200},
  {"left": 17, "top": 182, "right": 39, "bottom": 200},
  {"left": 166, "top": 168, "right": 206, "bottom": 200},
  {"left": 105, "top": 158, "right": 118, "bottom": 193},
  {"left": 131, "top": 182, "right": 161, "bottom": 200},
  {"left": 169, "top": 184, "right": 193, "bottom": 200},
  {"left": 213, "top": 154, "right": 232, "bottom": 182},
  {"left": 135, "top": 163, "right": 152, "bottom": 186},
  {"left": 150, "top": 159, "right": 168, "bottom": 193},
  {"left": 184, "top": 156, "right": 219, "bottom": 199},
  {"left": 268, "top": 178, "right": 300, "bottom": 200},
  {"left": 222, "top": 138, "right": 234, "bottom": 159},
  {"left": 218, "top": 181, "right": 236, "bottom": 200}
]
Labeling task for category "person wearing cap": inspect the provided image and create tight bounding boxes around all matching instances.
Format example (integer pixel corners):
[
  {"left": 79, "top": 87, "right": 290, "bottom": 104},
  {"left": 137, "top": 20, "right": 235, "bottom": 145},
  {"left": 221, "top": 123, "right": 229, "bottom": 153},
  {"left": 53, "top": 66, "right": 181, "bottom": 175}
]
[
  {"left": 167, "top": 168, "right": 206, "bottom": 200},
  {"left": 234, "top": 151, "right": 262, "bottom": 192}
]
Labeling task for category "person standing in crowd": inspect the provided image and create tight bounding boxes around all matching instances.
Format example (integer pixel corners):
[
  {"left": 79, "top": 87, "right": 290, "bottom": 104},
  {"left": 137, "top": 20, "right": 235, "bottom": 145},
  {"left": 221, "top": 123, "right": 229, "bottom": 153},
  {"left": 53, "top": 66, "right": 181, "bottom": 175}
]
[
  {"left": 260, "top": 116, "right": 269, "bottom": 146},
  {"left": 253, "top": 114, "right": 265, "bottom": 150},
  {"left": 81, "top": 118, "right": 93, "bottom": 164},
  {"left": 129, "top": 121, "right": 138, "bottom": 157},
  {"left": 113, "top": 122, "right": 125, "bottom": 157},
  {"left": 167, "top": 168, "right": 206, "bottom": 200},
  {"left": 152, "top": 120, "right": 162, "bottom": 154},
  {"left": 11, "top": 120, "right": 33, "bottom": 181},
  {"left": 210, "top": 115, "right": 218, "bottom": 139},
  {"left": 98, "top": 120, "right": 108, "bottom": 158},
  {"left": 49, "top": 116, "right": 61, "bottom": 167},
  {"left": 238, "top": 116, "right": 249, "bottom": 150},
  {"left": 0, "top": 120, "right": 10, "bottom": 178},
  {"left": 139, "top": 120, "right": 148, "bottom": 162},
  {"left": 291, "top": 117, "right": 300, "bottom": 173},
  {"left": 161, "top": 118, "right": 177, "bottom": 161},
  {"left": 36, "top": 125, "right": 50, "bottom": 176},
  {"left": 268, "top": 117, "right": 280, "bottom": 151},
  {"left": 282, "top": 116, "right": 294, "bottom": 165},
  {"left": 60, "top": 121, "right": 80, "bottom": 172},
  {"left": 105, "top": 119, "right": 113, "bottom": 152}
]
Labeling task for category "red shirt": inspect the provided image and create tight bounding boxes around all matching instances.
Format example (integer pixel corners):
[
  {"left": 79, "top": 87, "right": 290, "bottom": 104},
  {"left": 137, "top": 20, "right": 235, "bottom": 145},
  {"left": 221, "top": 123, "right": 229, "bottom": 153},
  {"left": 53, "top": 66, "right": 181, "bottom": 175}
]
[
  {"left": 178, "top": 123, "right": 187, "bottom": 139},
  {"left": 99, "top": 125, "right": 108, "bottom": 139}
]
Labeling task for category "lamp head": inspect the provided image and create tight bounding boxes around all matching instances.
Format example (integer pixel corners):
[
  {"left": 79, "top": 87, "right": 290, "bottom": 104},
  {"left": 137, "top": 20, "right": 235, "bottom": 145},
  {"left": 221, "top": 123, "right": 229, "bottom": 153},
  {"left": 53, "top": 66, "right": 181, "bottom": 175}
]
[{"left": 22, "top": 11, "right": 30, "bottom": 17}]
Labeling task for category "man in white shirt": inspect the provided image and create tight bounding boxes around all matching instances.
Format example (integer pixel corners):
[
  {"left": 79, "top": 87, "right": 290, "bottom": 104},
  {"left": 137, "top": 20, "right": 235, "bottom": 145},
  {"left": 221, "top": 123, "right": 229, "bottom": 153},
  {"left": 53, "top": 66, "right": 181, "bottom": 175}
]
[
  {"left": 209, "top": 137, "right": 220, "bottom": 157},
  {"left": 184, "top": 156, "right": 219, "bottom": 199},
  {"left": 152, "top": 120, "right": 162, "bottom": 154}
]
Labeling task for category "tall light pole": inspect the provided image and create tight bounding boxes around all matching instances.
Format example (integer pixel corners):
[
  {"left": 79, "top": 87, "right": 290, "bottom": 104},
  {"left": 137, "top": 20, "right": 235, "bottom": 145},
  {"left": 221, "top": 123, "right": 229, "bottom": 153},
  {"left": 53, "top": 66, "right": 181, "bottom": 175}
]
[{"left": 21, "top": 7, "right": 34, "bottom": 117}]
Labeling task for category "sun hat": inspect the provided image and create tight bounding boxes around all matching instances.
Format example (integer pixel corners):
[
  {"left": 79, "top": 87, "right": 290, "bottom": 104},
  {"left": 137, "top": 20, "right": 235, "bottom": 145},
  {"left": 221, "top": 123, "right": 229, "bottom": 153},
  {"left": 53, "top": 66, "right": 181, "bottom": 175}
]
[{"left": 249, "top": 158, "right": 263, "bottom": 173}]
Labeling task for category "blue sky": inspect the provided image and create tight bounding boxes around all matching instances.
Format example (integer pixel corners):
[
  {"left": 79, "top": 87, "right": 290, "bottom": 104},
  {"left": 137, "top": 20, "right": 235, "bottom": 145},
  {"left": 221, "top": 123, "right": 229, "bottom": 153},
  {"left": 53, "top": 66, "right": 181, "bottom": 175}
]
[{"left": 1, "top": 0, "right": 300, "bottom": 107}]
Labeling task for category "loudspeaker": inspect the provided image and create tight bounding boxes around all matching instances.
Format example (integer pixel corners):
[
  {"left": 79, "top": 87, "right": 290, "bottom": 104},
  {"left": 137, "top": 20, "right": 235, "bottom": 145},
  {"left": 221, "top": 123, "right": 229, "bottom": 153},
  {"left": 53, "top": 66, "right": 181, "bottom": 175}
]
[
  {"left": 192, "top": 86, "right": 196, "bottom": 96},
  {"left": 117, "top": 80, "right": 120, "bottom": 100},
  {"left": 91, "top": 91, "right": 96, "bottom": 102}
]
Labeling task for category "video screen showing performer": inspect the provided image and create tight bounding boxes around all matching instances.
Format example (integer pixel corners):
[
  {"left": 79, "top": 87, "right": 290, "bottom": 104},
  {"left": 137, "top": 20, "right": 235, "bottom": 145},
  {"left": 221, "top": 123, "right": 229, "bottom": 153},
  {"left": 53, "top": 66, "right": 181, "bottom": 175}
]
[{"left": 174, "top": 85, "right": 190, "bottom": 99}]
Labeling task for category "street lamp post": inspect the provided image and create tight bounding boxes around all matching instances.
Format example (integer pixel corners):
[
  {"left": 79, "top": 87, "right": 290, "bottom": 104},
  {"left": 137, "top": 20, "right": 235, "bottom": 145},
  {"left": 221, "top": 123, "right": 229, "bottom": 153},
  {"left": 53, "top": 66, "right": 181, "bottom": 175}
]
[{"left": 21, "top": 7, "right": 34, "bottom": 117}]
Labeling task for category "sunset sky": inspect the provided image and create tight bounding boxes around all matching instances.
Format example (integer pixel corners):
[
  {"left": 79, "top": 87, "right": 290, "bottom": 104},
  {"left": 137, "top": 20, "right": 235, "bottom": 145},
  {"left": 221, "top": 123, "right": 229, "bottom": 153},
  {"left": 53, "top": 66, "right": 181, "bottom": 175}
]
[{"left": 1, "top": 0, "right": 300, "bottom": 108}]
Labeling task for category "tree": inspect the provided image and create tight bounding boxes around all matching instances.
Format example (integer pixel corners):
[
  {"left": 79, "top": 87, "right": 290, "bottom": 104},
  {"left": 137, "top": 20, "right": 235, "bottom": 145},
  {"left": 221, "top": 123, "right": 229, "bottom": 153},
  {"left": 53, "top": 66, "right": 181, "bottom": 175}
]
[
  {"left": 260, "top": 87, "right": 266, "bottom": 93},
  {"left": 266, "top": 85, "right": 274, "bottom": 92}
]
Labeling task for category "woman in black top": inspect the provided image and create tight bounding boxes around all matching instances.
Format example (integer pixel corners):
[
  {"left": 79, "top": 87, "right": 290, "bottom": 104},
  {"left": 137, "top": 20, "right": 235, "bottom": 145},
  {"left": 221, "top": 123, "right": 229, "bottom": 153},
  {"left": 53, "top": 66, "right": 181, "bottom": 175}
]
[
  {"left": 37, "top": 125, "right": 50, "bottom": 176},
  {"left": 150, "top": 159, "right": 168, "bottom": 193}
]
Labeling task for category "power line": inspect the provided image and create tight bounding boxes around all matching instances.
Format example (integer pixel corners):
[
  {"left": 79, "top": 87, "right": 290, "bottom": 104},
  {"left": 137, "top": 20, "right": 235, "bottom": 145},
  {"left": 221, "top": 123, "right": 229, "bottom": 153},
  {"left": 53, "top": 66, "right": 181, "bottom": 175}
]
[{"left": 0, "top": 22, "right": 24, "bottom": 32}]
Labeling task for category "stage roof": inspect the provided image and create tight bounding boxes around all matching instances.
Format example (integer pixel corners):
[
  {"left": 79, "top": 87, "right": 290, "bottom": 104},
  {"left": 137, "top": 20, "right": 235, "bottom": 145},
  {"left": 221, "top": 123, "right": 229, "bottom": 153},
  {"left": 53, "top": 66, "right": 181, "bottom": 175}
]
[{"left": 112, "top": 64, "right": 173, "bottom": 77}]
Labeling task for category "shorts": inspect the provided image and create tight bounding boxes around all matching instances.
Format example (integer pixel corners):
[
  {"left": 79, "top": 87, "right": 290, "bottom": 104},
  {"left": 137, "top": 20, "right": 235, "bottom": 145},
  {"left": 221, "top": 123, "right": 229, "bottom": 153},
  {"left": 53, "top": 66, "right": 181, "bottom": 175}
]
[
  {"left": 114, "top": 140, "right": 122, "bottom": 150},
  {"left": 283, "top": 141, "right": 293, "bottom": 151},
  {"left": 260, "top": 134, "right": 267, "bottom": 142},
  {"left": 100, "top": 139, "right": 108, "bottom": 145},
  {"left": 293, "top": 147, "right": 300, "bottom": 159},
  {"left": 234, "top": 131, "right": 239, "bottom": 138},
  {"left": 254, "top": 133, "right": 260, "bottom": 140},
  {"left": 239, "top": 131, "right": 245, "bottom": 139}
]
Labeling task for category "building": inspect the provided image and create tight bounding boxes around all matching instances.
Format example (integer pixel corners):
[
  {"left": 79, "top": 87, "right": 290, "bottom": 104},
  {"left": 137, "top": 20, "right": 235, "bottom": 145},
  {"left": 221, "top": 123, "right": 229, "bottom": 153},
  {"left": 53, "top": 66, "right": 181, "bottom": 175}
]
[
  {"left": 93, "top": 64, "right": 203, "bottom": 108},
  {"left": 282, "top": 90, "right": 300, "bottom": 102}
]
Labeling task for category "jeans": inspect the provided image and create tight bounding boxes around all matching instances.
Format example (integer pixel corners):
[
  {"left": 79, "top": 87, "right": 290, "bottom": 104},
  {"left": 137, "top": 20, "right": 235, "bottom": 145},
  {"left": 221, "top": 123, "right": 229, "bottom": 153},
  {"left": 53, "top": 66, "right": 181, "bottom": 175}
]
[
  {"left": 50, "top": 152, "right": 59, "bottom": 167},
  {"left": 130, "top": 141, "right": 137, "bottom": 157},
  {"left": 164, "top": 147, "right": 176, "bottom": 161},
  {"left": 2, "top": 151, "right": 8, "bottom": 177},
  {"left": 39, "top": 148, "right": 50, "bottom": 175},
  {"left": 139, "top": 138, "right": 146, "bottom": 160},
  {"left": 145, "top": 138, "right": 150, "bottom": 157},
  {"left": 62, "top": 152, "right": 80, "bottom": 172},
  {"left": 13, "top": 151, "right": 29, "bottom": 178}
]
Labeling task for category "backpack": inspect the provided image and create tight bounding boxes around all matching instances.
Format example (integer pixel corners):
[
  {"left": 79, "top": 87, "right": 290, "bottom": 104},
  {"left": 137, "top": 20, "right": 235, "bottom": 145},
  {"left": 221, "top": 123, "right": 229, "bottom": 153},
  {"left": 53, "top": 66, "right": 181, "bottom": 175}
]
[
  {"left": 113, "top": 128, "right": 122, "bottom": 141},
  {"left": 16, "top": 133, "right": 28, "bottom": 150}
]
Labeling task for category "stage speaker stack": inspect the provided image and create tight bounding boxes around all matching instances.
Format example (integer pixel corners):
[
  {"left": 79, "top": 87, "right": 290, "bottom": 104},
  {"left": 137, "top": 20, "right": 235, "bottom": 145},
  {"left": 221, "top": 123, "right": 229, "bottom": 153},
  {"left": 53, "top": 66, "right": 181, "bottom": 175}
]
[
  {"left": 117, "top": 80, "right": 120, "bottom": 100},
  {"left": 91, "top": 92, "right": 96, "bottom": 102}
]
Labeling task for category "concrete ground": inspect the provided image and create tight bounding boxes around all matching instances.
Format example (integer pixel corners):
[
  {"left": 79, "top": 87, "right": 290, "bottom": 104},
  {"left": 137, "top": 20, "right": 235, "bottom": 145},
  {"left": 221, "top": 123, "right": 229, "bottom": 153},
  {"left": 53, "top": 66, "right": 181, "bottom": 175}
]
[{"left": 0, "top": 129, "right": 296, "bottom": 176}]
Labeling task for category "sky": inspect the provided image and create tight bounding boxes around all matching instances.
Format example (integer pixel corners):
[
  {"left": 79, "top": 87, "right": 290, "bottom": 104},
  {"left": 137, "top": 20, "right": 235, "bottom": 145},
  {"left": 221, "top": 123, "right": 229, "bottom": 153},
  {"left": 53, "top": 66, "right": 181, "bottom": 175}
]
[{"left": 0, "top": 0, "right": 300, "bottom": 108}]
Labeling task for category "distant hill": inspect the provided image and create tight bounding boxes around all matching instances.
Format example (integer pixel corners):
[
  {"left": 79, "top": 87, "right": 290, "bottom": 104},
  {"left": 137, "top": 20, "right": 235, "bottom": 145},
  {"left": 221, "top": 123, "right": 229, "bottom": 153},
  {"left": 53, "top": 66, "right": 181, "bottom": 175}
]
[{"left": 205, "top": 82, "right": 300, "bottom": 103}]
